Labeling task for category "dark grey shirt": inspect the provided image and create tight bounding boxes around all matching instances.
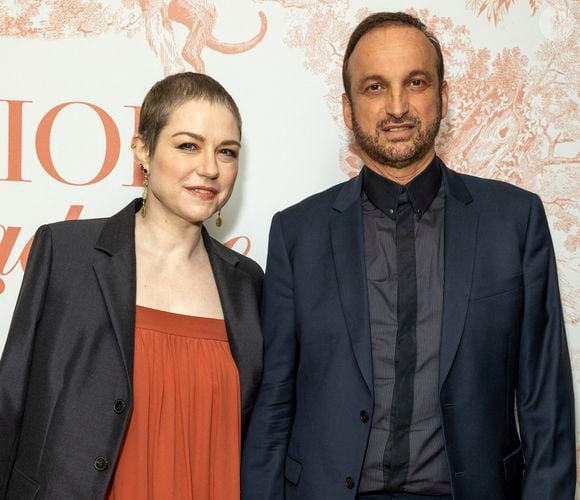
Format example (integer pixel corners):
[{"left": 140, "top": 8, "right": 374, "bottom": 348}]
[{"left": 359, "top": 159, "right": 451, "bottom": 494}]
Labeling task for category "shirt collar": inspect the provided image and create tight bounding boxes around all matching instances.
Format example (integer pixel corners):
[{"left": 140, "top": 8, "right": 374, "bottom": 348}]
[{"left": 362, "top": 156, "right": 442, "bottom": 219}]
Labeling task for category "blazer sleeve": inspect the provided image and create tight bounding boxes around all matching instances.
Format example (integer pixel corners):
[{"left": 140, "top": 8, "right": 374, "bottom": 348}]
[
  {"left": 242, "top": 213, "right": 297, "bottom": 500},
  {"left": 517, "top": 195, "right": 576, "bottom": 499},
  {"left": 0, "top": 226, "right": 52, "bottom": 496}
]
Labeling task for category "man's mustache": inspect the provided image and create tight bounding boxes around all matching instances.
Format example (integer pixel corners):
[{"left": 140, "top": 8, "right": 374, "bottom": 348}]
[{"left": 377, "top": 115, "right": 420, "bottom": 128}]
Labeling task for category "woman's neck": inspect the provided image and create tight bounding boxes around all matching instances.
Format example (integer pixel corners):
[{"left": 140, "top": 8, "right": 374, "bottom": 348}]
[{"left": 135, "top": 206, "right": 206, "bottom": 262}]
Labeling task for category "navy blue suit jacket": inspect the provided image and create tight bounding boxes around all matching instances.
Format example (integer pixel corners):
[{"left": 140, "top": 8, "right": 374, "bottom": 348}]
[{"left": 242, "top": 161, "right": 575, "bottom": 500}]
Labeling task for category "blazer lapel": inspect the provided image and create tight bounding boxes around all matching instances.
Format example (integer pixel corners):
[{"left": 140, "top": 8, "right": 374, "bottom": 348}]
[
  {"left": 203, "top": 229, "right": 262, "bottom": 413},
  {"left": 330, "top": 175, "right": 373, "bottom": 394},
  {"left": 93, "top": 200, "right": 138, "bottom": 385},
  {"left": 439, "top": 165, "right": 479, "bottom": 389}
]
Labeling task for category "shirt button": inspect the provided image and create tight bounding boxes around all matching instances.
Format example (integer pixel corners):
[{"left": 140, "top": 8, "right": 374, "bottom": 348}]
[
  {"left": 389, "top": 208, "right": 394, "bottom": 214},
  {"left": 94, "top": 456, "right": 109, "bottom": 471},
  {"left": 400, "top": 187, "right": 405, "bottom": 193},
  {"left": 113, "top": 399, "right": 127, "bottom": 414},
  {"left": 360, "top": 410, "right": 369, "bottom": 423},
  {"left": 345, "top": 476, "right": 354, "bottom": 489}
]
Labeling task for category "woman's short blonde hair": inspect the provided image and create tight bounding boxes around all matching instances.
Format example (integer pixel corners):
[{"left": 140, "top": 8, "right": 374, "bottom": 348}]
[{"left": 138, "top": 72, "right": 242, "bottom": 155}]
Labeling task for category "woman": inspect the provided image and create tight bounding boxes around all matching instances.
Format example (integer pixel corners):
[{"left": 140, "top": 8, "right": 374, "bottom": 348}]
[{"left": 0, "top": 72, "right": 263, "bottom": 500}]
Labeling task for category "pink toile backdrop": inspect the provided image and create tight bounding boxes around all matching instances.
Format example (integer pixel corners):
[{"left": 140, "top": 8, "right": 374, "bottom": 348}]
[{"left": 1, "top": 0, "right": 578, "bottom": 489}]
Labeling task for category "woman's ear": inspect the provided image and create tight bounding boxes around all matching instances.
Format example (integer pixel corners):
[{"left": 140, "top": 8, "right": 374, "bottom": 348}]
[{"left": 131, "top": 135, "right": 150, "bottom": 169}]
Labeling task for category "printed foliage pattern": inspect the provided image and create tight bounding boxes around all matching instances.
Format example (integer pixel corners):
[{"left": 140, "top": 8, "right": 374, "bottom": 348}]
[
  {"left": 0, "top": 1, "right": 135, "bottom": 37},
  {"left": 467, "top": 0, "right": 539, "bottom": 24},
  {"left": 1, "top": 0, "right": 579, "bottom": 482},
  {"left": 278, "top": 0, "right": 579, "bottom": 325},
  {"left": 0, "top": 0, "right": 267, "bottom": 75}
]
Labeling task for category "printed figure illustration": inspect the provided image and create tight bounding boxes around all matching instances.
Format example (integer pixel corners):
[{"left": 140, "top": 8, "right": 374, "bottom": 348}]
[
  {"left": 138, "top": 0, "right": 267, "bottom": 74},
  {"left": 0, "top": 0, "right": 268, "bottom": 75}
]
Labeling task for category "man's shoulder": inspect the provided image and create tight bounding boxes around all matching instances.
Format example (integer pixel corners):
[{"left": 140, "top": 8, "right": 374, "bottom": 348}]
[
  {"left": 451, "top": 169, "right": 538, "bottom": 209},
  {"left": 279, "top": 178, "right": 354, "bottom": 218}
]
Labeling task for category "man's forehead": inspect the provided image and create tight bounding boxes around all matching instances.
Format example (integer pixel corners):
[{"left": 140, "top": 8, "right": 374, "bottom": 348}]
[
  {"left": 350, "top": 24, "right": 438, "bottom": 72},
  {"left": 356, "top": 24, "right": 432, "bottom": 47}
]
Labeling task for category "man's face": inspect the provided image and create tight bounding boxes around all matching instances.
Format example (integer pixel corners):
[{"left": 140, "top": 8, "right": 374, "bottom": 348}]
[{"left": 342, "top": 25, "right": 448, "bottom": 173}]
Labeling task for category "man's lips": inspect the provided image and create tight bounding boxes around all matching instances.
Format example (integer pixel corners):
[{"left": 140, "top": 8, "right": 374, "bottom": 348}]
[
  {"left": 380, "top": 122, "right": 416, "bottom": 141},
  {"left": 382, "top": 123, "right": 415, "bottom": 132}
]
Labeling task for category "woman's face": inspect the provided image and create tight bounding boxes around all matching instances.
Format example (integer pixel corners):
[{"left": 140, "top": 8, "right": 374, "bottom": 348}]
[{"left": 136, "top": 98, "right": 241, "bottom": 226}]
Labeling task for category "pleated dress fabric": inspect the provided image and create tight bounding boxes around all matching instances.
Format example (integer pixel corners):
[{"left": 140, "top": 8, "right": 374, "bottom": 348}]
[{"left": 106, "top": 305, "right": 241, "bottom": 500}]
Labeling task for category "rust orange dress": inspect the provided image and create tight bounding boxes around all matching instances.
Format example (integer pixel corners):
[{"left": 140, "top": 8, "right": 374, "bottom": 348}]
[{"left": 106, "top": 305, "right": 241, "bottom": 500}]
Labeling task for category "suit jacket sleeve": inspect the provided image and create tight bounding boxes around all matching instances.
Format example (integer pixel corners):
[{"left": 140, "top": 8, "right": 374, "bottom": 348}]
[
  {"left": 242, "top": 213, "right": 297, "bottom": 499},
  {"left": 0, "top": 226, "right": 52, "bottom": 497},
  {"left": 517, "top": 195, "right": 576, "bottom": 499}
]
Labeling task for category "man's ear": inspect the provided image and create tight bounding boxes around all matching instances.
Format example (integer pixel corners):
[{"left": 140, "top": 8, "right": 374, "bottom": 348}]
[
  {"left": 440, "top": 80, "right": 449, "bottom": 120},
  {"left": 342, "top": 93, "right": 353, "bottom": 131}
]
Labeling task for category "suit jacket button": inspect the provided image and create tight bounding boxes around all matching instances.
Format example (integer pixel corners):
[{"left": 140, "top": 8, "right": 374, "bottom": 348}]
[
  {"left": 94, "top": 456, "right": 109, "bottom": 471},
  {"left": 345, "top": 476, "right": 354, "bottom": 489},
  {"left": 360, "top": 410, "right": 369, "bottom": 423},
  {"left": 113, "top": 399, "right": 127, "bottom": 414}
]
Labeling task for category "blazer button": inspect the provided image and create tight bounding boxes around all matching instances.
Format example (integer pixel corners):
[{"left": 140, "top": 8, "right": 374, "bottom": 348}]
[
  {"left": 113, "top": 399, "right": 127, "bottom": 414},
  {"left": 345, "top": 476, "right": 354, "bottom": 489},
  {"left": 360, "top": 410, "right": 369, "bottom": 423},
  {"left": 94, "top": 456, "right": 109, "bottom": 471}
]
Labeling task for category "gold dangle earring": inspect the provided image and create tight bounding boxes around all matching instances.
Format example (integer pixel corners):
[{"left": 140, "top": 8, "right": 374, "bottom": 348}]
[
  {"left": 140, "top": 164, "right": 149, "bottom": 218},
  {"left": 215, "top": 210, "right": 222, "bottom": 227}
]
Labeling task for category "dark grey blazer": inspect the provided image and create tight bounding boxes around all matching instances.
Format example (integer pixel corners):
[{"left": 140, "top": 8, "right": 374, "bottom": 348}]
[{"left": 0, "top": 199, "right": 263, "bottom": 500}]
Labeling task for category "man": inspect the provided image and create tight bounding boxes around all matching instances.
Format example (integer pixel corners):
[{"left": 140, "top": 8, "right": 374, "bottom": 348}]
[{"left": 242, "top": 12, "right": 575, "bottom": 500}]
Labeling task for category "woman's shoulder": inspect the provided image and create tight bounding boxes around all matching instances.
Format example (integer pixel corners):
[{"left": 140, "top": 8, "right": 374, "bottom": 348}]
[
  {"left": 41, "top": 216, "right": 108, "bottom": 238},
  {"left": 31, "top": 217, "right": 106, "bottom": 252},
  {"left": 205, "top": 234, "right": 264, "bottom": 281},
  {"left": 36, "top": 200, "right": 137, "bottom": 249},
  {"left": 236, "top": 251, "right": 264, "bottom": 280}
]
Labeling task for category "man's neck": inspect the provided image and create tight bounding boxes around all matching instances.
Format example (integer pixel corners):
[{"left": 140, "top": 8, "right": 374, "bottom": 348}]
[{"left": 364, "top": 151, "right": 436, "bottom": 185}]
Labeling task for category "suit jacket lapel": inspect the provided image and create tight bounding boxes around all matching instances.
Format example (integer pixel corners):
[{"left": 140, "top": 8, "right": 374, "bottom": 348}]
[
  {"left": 439, "top": 165, "right": 479, "bottom": 389},
  {"left": 90, "top": 202, "right": 262, "bottom": 413},
  {"left": 93, "top": 200, "right": 138, "bottom": 386},
  {"left": 330, "top": 174, "right": 373, "bottom": 394},
  {"left": 203, "top": 229, "right": 262, "bottom": 413}
]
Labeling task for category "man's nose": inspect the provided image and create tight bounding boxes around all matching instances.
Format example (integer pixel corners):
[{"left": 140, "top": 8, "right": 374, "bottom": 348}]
[{"left": 385, "top": 87, "right": 409, "bottom": 118}]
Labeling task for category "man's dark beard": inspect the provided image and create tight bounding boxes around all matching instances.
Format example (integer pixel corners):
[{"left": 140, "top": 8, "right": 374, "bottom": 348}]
[{"left": 351, "top": 106, "right": 442, "bottom": 169}]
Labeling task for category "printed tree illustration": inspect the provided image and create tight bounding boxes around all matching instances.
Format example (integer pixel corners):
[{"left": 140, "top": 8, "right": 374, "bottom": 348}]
[{"left": 272, "top": 1, "right": 579, "bottom": 323}]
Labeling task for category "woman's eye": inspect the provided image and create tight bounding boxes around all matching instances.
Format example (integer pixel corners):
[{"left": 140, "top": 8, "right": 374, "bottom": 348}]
[
  {"left": 219, "top": 149, "right": 238, "bottom": 159},
  {"left": 178, "top": 142, "right": 197, "bottom": 151}
]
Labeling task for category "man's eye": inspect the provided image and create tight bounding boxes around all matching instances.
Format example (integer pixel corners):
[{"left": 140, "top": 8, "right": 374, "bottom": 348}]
[
  {"left": 366, "top": 84, "right": 382, "bottom": 92},
  {"left": 410, "top": 79, "right": 425, "bottom": 87},
  {"left": 178, "top": 142, "right": 197, "bottom": 151}
]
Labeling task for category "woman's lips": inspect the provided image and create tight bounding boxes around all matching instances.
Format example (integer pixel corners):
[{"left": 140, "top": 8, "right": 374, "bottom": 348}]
[{"left": 185, "top": 185, "right": 217, "bottom": 200}]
